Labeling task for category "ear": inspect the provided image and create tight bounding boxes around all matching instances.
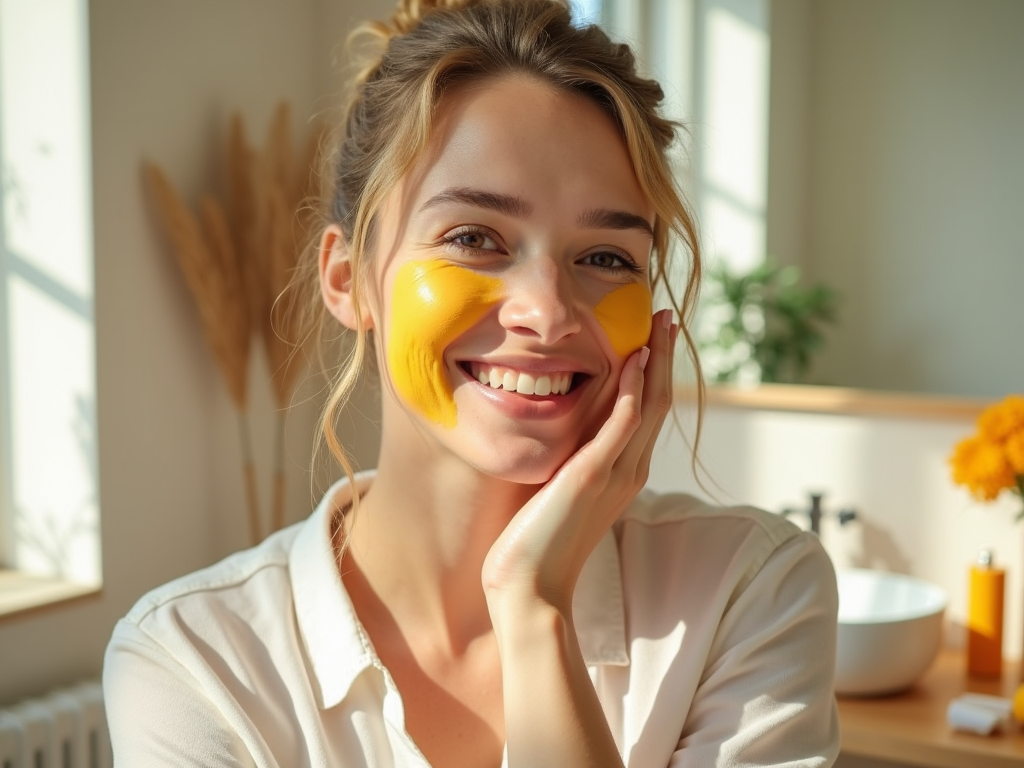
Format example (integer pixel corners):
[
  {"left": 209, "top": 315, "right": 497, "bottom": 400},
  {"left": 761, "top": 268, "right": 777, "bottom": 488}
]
[{"left": 320, "top": 224, "right": 374, "bottom": 331}]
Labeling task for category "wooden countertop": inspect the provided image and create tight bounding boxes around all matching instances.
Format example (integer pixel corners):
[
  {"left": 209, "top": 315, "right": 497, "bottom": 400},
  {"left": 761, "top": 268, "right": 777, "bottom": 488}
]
[{"left": 837, "top": 650, "right": 1024, "bottom": 768}]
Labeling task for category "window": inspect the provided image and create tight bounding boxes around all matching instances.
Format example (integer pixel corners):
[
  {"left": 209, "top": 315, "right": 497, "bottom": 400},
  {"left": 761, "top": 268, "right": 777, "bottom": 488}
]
[
  {"left": 0, "top": 0, "right": 99, "bottom": 616},
  {"left": 600, "top": 0, "right": 771, "bottom": 381}
]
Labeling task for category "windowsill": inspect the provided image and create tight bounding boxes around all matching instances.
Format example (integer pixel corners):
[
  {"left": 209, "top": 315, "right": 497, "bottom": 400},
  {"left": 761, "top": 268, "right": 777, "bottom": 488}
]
[
  {"left": 677, "top": 383, "right": 988, "bottom": 421},
  {"left": 0, "top": 569, "right": 101, "bottom": 622}
]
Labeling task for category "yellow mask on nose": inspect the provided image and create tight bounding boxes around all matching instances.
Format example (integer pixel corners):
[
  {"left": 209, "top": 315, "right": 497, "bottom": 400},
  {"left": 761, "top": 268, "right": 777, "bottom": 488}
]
[{"left": 388, "top": 260, "right": 503, "bottom": 427}]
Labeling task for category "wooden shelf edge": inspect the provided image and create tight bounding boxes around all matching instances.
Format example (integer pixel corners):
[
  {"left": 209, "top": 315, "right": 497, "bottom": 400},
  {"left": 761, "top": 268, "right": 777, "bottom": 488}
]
[{"left": 677, "top": 383, "right": 990, "bottom": 420}]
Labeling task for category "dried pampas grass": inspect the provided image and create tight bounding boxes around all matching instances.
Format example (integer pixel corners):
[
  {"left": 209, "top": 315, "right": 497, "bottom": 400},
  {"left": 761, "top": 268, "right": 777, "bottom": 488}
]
[
  {"left": 226, "top": 114, "right": 264, "bottom": 339},
  {"left": 143, "top": 166, "right": 251, "bottom": 408},
  {"left": 144, "top": 164, "right": 262, "bottom": 544},
  {"left": 255, "top": 103, "right": 323, "bottom": 533},
  {"left": 145, "top": 101, "right": 321, "bottom": 545}
]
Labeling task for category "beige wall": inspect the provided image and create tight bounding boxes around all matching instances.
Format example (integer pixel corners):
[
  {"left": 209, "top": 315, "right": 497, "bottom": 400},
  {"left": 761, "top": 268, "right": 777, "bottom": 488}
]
[
  {"left": 768, "top": 0, "right": 1024, "bottom": 398},
  {"left": 0, "top": 0, "right": 388, "bottom": 707}
]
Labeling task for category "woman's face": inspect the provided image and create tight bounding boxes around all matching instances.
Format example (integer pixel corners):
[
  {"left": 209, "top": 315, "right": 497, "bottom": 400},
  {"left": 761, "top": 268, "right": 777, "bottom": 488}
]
[{"left": 364, "top": 76, "right": 654, "bottom": 484}]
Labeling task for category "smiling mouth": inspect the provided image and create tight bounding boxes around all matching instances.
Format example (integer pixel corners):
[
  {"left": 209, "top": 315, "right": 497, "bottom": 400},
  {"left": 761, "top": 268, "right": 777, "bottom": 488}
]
[{"left": 462, "top": 362, "right": 582, "bottom": 396}]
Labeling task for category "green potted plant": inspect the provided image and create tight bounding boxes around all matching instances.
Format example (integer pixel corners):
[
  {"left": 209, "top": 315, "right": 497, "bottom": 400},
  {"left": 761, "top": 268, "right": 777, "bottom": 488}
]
[{"left": 698, "top": 260, "right": 840, "bottom": 385}]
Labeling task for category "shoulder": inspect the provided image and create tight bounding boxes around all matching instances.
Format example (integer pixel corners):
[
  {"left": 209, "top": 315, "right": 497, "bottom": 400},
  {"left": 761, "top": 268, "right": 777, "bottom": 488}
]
[
  {"left": 112, "top": 521, "right": 305, "bottom": 660},
  {"left": 614, "top": 488, "right": 833, "bottom": 614},
  {"left": 615, "top": 492, "right": 841, "bottom": 765},
  {"left": 619, "top": 488, "right": 811, "bottom": 564},
  {"left": 623, "top": 488, "right": 798, "bottom": 532},
  {"left": 107, "top": 474, "right": 371, "bottom": 709},
  {"left": 102, "top": 522, "right": 317, "bottom": 766}
]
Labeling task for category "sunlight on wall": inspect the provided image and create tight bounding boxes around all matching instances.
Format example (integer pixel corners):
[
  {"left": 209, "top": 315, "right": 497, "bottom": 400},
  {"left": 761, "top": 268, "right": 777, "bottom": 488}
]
[
  {"left": 700, "top": 0, "right": 770, "bottom": 274},
  {"left": 0, "top": 0, "right": 98, "bottom": 583},
  {"left": 598, "top": 0, "right": 771, "bottom": 385}
]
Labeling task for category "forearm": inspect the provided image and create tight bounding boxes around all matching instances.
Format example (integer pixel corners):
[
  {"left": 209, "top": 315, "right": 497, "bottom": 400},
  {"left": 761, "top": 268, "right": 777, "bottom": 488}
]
[{"left": 489, "top": 595, "right": 624, "bottom": 768}]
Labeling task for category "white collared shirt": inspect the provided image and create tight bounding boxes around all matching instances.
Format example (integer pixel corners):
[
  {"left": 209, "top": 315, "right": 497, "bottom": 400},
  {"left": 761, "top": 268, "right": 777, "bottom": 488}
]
[{"left": 104, "top": 472, "right": 840, "bottom": 767}]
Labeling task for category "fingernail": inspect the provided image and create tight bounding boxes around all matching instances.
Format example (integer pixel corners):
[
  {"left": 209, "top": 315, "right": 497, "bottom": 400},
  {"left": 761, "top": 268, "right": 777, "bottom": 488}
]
[
  {"left": 638, "top": 346, "right": 651, "bottom": 371},
  {"left": 661, "top": 310, "right": 672, "bottom": 329}
]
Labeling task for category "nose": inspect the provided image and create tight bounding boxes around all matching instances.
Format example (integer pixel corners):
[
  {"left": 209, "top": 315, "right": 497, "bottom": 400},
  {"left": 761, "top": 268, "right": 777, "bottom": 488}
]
[{"left": 497, "top": 259, "right": 582, "bottom": 344}]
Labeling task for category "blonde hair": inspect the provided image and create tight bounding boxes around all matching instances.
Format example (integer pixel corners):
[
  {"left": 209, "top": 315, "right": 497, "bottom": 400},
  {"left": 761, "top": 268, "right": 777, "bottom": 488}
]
[{"left": 300, "top": 0, "right": 704, "bottom": 490}]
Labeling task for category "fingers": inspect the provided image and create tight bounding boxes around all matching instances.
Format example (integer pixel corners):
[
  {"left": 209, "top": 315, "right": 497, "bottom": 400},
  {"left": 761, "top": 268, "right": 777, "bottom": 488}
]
[
  {"left": 546, "top": 308, "right": 676, "bottom": 503},
  {"left": 564, "top": 342, "right": 647, "bottom": 483},
  {"left": 616, "top": 308, "right": 676, "bottom": 476},
  {"left": 633, "top": 318, "right": 678, "bottom": 475}
]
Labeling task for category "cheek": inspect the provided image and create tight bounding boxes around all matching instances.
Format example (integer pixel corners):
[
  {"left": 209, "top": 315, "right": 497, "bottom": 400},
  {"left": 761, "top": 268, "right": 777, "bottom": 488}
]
[
  {"left": 594, "top": 282, "right": 653, "bottom": 357},
  {"left": 387, "top": 261, "right": 503, "bottom": 426}
]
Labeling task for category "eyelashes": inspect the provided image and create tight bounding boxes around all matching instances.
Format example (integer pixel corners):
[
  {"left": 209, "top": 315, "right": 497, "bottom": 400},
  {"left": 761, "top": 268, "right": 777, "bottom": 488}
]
[
  {"left": 579, "top": 250, "right": 644, "bottom": 275},
  {"left": 440, "top": 226, "right": 646, "bottom": 276},
  {"left": 441, "top": 226, "right": 501, "bottom": 253}
]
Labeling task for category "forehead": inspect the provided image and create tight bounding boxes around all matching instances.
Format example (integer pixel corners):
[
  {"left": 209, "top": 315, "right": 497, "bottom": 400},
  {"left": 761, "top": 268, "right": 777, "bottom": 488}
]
[{"left": 399, "top": 75, "right": 651, "bottom": 218}]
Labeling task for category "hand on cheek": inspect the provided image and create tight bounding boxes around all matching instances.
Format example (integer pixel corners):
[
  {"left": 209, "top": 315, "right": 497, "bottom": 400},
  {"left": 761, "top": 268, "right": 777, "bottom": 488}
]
[{"left": 483, "top": 306, "right": 677, "bottom": 611}]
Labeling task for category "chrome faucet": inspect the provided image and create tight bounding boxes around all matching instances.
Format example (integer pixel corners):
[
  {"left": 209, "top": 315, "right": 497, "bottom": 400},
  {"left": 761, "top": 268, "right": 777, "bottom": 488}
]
[{"left": 782, "top": 492, "right": 857, "bottom": 535}]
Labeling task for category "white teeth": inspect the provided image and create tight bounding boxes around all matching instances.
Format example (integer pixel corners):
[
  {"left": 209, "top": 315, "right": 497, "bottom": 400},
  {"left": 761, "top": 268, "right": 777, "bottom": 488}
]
[{"left": 469, "top": 364, "right": 574, "bottom": 396}]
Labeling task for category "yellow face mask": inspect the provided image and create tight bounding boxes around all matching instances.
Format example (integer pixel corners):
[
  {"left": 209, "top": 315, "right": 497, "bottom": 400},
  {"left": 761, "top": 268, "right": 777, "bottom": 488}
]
[
  {"left": 387, "top": 260, "right": 652, "bottom": 427},
  {"left": 594, "top": 282, "right": 653, "bottom": 358},
  {"left": 388, "top": 260, "right": 503, "bottom": 427}
]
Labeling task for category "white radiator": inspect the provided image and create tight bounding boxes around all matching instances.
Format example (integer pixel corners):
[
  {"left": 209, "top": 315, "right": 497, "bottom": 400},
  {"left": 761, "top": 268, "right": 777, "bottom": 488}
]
[{"left": 0, "top": 682, "right": 111, "bottom": 768}]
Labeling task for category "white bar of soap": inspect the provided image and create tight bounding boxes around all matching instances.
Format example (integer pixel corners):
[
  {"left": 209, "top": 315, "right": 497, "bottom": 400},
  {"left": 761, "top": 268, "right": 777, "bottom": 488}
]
[{"left": 946, "top": 693, "right": 1015, "bottom": 735}]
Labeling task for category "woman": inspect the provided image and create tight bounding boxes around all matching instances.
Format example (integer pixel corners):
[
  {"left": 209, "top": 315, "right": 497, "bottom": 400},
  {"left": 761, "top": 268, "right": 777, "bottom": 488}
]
[{"left": 104, "top": 1, "right": 840, "bottom": 766}]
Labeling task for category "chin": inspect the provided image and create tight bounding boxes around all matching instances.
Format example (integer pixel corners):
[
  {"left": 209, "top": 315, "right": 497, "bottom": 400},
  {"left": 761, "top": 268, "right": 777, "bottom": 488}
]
[
  {"left": 485, "top": 462, "right": 560, "bottom": 487},
  {"left": 460, "top": 432, "right": 586, "bottom": 487}
]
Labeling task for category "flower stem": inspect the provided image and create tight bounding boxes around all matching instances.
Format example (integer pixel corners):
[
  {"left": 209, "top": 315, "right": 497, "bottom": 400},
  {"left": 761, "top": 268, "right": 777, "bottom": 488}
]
[
  {"left": 1015, "top": 474, "right": 1024, "bottom": 523},
  {"left": 272, "top": 412, "right": 286, "bottom": 533},
  {"left": 238, "top": 410, "right": 262, "bottom": 545}
]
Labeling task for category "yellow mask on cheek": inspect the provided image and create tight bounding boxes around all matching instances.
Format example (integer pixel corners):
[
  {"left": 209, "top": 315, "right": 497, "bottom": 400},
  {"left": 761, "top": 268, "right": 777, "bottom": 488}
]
[
  {"left": 387, "top": 260, "right": 503, "bottom": 427},
  {"left": 594, "top": 282, "right": 654, "bottom": 357}
]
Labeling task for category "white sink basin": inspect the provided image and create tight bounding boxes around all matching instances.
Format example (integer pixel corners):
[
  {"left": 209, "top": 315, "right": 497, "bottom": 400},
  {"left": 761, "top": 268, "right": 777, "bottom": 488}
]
[{"left": 835, "top": 569, "right": 947, "bottom": 696}]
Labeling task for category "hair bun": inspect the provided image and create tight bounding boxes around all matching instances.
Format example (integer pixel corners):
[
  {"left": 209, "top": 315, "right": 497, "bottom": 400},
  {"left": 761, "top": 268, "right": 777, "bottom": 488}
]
[
  {"left": 347, "top": 0, "right": 478, "bottom": 92},
  {"left": 389, "top": 0, "right": 475, "bottom": 35}
]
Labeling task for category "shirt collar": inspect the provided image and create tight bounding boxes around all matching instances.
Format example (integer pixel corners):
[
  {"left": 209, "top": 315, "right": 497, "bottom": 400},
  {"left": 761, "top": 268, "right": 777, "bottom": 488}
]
[
  {"left": 290, "top": 470, "right": 630, "bottom": 709},
  {"left": 289, "top": 470, "right": 379, "bottom": 709},
  {"left": 574, "top": 526, "right": 629, "bottom": 666}
]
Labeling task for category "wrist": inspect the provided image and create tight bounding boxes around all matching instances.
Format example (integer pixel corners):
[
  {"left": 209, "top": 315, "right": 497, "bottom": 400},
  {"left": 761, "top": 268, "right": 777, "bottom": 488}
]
[
  {"left": 485, "top": 589, "right": 573, "bottom": 650},
  {"left": 482, "top": 560, "right": 577, "bottom": 611}
]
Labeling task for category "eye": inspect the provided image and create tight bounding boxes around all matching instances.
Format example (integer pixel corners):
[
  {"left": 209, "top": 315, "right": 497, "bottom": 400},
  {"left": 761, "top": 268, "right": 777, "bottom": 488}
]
[
  {"left": 443, "top": 227, "right": 500, "bottom": 252},
  {"left": 579, "top": 250, "right": 644, "bottom": 275}
]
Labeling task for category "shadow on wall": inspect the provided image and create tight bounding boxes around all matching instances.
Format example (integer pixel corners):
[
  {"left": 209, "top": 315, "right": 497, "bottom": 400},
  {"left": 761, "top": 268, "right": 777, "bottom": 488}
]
[{"left": 844, "top": 517, "right": 912, "bottom": 575}]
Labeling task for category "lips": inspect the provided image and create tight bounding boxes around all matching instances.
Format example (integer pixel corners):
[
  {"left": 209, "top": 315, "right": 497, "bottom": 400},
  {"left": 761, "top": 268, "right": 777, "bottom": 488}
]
[{"left": 464, "top": 362, "right": 578, "bottom": 396}]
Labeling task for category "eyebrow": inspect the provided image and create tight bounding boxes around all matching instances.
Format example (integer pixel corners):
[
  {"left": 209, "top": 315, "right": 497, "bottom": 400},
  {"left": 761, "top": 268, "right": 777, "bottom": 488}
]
[
  {"left": 577, "top": 208, "right": 654, "bottom": 238},
  {"left": 418, "top": 186, "right": 654, "bottom": 238},
  {"left": 419, "top": 187, "right": 532, "bottom": 219}
]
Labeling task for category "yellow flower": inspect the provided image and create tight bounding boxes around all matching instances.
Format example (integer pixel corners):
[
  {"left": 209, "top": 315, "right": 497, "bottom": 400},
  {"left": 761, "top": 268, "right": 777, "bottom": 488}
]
[
  {"left": 1006, "top": 432, "right": 1024, "bottom": 476},
  {"left": 950, "top": 394, "right": 1024, "bottom": 518},
  {"left": 949, "top": 435, "right": 1016, "bottom": 502},
  {"left": 978, "top": 395, "right": 1024, "bottom": 443}
]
